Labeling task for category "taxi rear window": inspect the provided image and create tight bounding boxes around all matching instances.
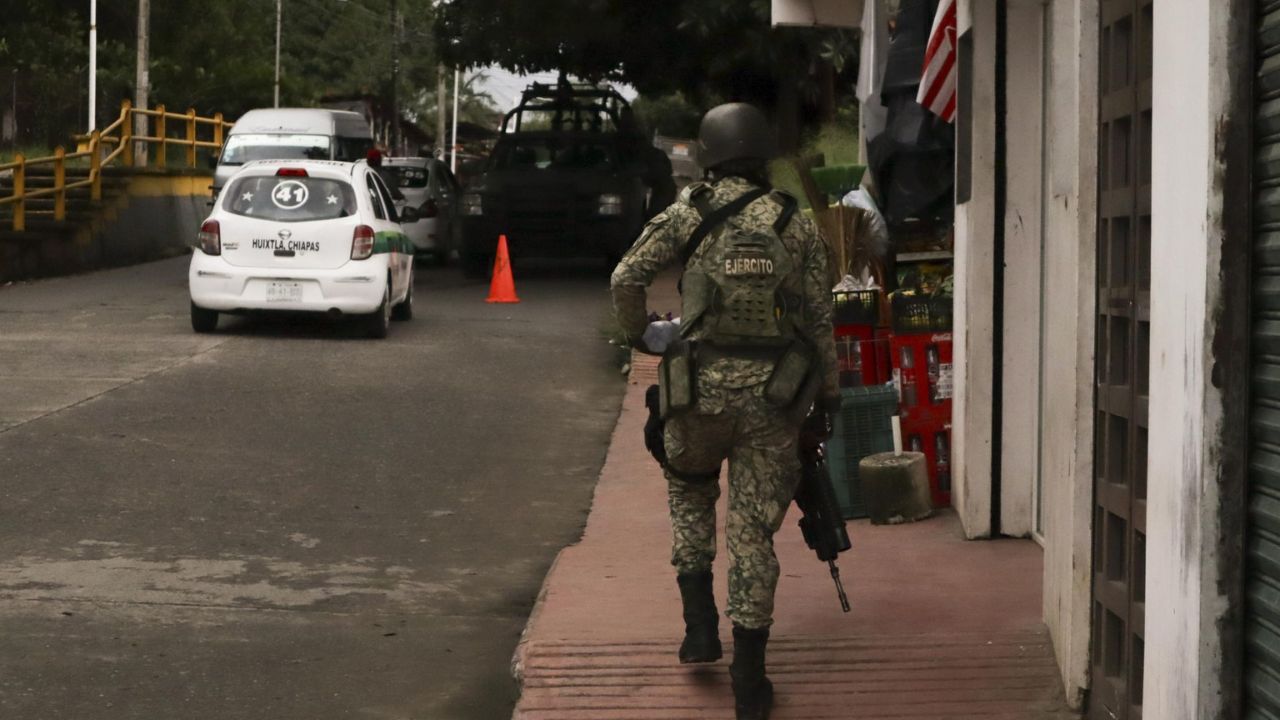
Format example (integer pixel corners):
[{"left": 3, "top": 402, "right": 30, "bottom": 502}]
[
  {"left": 219, "top": 134, "right": 330, "bottom": 166},
  {"left": 223, "top": 175, "right": 358, "bottom": 222},
  {"left": 383, "top": 165, "right": 429, "bottom": 189}
]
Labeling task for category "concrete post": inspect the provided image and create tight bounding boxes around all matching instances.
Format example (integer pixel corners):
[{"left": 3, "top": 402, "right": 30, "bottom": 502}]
[{"left": 134, "top": 0, "right": 149, "bottom": 167}]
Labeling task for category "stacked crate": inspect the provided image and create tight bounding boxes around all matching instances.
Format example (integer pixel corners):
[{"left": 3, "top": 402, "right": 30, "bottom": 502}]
[{"left": 832, "top": 291, "right": 891, "bottom": 388}]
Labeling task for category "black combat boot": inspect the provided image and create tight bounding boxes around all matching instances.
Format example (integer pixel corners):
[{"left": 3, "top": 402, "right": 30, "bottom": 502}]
[
  {"left": 676, "top": 572, "right": 722, "bottom": 663},
  {"left": 730, "top": 625, "right": 773, "bottom": 720}
]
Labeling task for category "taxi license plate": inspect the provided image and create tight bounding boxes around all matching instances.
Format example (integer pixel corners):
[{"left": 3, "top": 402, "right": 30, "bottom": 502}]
[{"left": 266, "top": 281, "right": 303, "bottom": 303}]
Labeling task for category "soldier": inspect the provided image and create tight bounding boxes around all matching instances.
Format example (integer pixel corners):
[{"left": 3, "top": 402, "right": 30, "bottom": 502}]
[{"left": 610, "top": 103, "right": 840, "bottom": 720}]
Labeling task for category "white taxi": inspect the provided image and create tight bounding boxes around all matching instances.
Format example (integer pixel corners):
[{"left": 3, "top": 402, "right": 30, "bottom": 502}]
[{"left": 188, "top": 160, "right": 416, "bottom": 338}]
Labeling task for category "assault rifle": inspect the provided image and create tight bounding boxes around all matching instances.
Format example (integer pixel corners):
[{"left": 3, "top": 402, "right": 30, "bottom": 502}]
[{"left": 795, "top": 410, "right": 852, "bottom": 612}]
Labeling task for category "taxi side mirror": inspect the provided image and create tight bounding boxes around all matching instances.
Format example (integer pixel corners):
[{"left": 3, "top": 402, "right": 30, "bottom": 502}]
[{"left": 398, "top": 206, "right": 420, "bottom": 223}]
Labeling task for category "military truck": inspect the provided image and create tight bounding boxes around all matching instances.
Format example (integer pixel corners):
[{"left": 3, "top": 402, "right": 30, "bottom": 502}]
[{"left": 457, "top": 82, "right": 654, "bottom": 276}]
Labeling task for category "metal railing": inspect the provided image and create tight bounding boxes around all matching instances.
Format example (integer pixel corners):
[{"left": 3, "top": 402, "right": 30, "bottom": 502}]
[{"left": 0, "top": 100, "right": 232, "bottom": 231}]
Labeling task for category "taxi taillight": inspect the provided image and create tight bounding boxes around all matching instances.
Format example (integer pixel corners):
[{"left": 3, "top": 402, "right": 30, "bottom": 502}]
[
  {"left": 276, "top": 168, "right": 309, "bottom": 177},
  {"left": 197, "top": 219, "right": 221, "bottom": 255},
  {"left": 351, "top": 224, "right": 375, "bottom": 260},
  {"left": 422, "top": 199, "right": 439, "bottom": 218}
]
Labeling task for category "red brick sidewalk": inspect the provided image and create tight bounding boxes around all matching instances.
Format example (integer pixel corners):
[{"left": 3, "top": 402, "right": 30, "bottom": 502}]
[{"left": 510, "top": 350, "right": 1079, "bottom": 719}]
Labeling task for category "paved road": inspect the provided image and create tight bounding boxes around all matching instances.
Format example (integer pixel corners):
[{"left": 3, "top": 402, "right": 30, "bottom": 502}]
[{"left": 0, "top": 257, "right": 625, "bottom": 719}]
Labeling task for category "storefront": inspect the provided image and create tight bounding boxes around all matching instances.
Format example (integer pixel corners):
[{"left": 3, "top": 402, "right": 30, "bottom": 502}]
[
  {"left": 849, "top": 0, "right": 1259, "bottom": 717},
  {"left": 953, "top": 0, "right": 1253, "bottom": 717}
]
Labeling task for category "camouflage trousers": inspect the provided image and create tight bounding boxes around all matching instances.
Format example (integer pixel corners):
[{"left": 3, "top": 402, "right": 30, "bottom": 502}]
[{"left": 663, "top": 381, "right": 800, "bottom": 630}]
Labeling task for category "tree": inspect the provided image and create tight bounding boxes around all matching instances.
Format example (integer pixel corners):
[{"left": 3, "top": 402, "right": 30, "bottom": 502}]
[
  {"left": 433, "top": 0, "right": 859, "bottom": 150},
  {"left": 0, "top": 0, "right": 459, "bottom": 151},
  {"left": 631, "top": 93, "right": 703, "bottom": 138},
  {"left": 409, "top": 70, "right": 498, "bottom": 131}
]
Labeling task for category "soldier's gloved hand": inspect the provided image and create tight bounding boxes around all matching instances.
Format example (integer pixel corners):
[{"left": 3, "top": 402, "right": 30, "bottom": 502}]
[
  {"left": 643, "top": 385, "right": 669, "bottom": 465},
  {"left": 626, "top": 332, "right": 658, "bottom": 356},
  {"left": 800, "top": 407, "right": 834, "bottom": 448}
]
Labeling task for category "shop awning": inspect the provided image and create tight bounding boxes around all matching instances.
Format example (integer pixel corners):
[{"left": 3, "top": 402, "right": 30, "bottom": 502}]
[{"left": 771, "top": 0, "right": 864, "bottom": 28}]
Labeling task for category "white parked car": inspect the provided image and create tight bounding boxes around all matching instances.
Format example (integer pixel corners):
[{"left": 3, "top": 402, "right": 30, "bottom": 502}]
[
  {"left": 189, "top": 159, "right": 417, "bottom": 338},
  {"left": 380, "top": 156, "right": 461, "bottom": 263}
]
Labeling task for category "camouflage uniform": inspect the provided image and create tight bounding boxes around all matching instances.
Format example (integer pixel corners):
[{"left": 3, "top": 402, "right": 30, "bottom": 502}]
[{"left": 611, "top": 176, "right": 838, "bottom": 630}]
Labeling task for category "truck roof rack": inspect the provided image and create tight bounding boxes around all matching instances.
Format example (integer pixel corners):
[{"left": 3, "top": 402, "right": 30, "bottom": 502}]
[{"left": 500, "top": 78, "right": 632, "bottom": 135}]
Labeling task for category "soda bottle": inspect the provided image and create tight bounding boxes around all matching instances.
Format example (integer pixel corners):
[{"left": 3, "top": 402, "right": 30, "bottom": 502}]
[
  {"left": 852, "top": 338, "right": 863, "bottom": 386},
  {"left": 926, "top": 345, "right": 941, "bottom": 404},
  {"left": 936, "top": 431, "right": 951, "bottom": 492},
  {"left": 900, "top": 345, "right": 918, "bottom": 408}
]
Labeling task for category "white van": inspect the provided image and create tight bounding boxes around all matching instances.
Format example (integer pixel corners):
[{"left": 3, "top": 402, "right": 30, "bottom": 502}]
[{"left": 214, "top": 108, "right": 374, "bottom": 195}]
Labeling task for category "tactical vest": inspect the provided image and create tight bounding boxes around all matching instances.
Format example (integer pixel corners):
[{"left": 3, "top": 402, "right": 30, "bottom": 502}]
[{"left": 680, "top": 186, "right": 802, "bottom": 348}]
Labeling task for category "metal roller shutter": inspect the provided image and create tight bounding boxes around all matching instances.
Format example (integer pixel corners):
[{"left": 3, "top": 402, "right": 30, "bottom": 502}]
[{"left": 1247, "top": 5, "right": 1280, "bottom": 717}]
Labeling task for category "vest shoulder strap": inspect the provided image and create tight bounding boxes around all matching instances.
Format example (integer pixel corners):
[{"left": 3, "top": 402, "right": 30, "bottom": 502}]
[
  {"left": 680, "top": 188, "right": 769, "bottom": 267},
  {"left": 771, "top": 191, "right": 799, "bottom": 235}
]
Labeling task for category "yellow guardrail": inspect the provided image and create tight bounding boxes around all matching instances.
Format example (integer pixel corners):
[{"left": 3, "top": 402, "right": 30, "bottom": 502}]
[{"left": 0, "top": 99, "right": 233, "bottom": 231}]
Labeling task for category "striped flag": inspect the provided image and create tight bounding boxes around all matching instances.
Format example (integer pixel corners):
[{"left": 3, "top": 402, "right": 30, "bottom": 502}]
[{"left": 916, "top": 0, "right": 958, "bottom": 123}]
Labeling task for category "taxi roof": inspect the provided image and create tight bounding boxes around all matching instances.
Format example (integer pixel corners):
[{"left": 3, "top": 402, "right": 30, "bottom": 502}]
[
  {"left": 234, "top": 159, "right": 364, "bottom": 181},
  {"left": 383, "top": 156, "right": 432, "bottom": 167}
]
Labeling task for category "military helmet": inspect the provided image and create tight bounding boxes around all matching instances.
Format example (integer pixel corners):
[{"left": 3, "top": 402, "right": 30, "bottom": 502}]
[{"left": 696, "top": 103, "right": 777, "bottom": 170}]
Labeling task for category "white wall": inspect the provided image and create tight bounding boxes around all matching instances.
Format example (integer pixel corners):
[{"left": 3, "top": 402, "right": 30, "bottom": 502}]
[
  {"left": 1036, "top": 0, "right": 1098, "bottom": 707},
  {"left": 954, "top": 2, "right": 1100, "bottom": 702},
  {"left": 1144, "top": 1, "right": 1236, "bottom": 717},
  {"left": 953, "top": 0, "right": 997, "bottom": 539}
]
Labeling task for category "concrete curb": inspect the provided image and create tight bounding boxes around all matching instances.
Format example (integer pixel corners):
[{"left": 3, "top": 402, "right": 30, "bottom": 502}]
[
  {"left": 509, "top": 542, "right": 567, "bottom": 688},
  {"left": 508, "top": 355, "right": 642, "bottom": 693}
]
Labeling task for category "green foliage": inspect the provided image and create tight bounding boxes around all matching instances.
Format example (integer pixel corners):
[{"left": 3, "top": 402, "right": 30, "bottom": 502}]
[
  {"left": 769, "top": 115, "right": 860, "bottom": 209},
  {"left": 631, "top": 92, "right": 704, "bottom": 138},
  {"left": 408, "top": 71, "right": 497, "bottom": 130},
  {"left": 0, "top": 0, "right": 480, "bottom": 150},
  {"left": 0, "top": 1, "right": 92, "bottom": 147}
]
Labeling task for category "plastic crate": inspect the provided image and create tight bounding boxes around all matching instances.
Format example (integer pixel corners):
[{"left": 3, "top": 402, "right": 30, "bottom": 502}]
[
  {"left": 890, "top": 294, "right": 953, "bottom": 334},
  {"left": 825, "top": 385, "right": 898, "bottom": 519},
  {"left": 832, "top": 290, "right": 881, "bottom": 325}
]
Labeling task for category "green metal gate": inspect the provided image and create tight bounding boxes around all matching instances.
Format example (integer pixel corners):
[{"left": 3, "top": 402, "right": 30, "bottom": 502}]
[
  {"left": 1091, "top": 1, "right": 1152, "bottom": 718},
  {"left": 1246, "top": 3, "right": 1280, "bottom": 715}
]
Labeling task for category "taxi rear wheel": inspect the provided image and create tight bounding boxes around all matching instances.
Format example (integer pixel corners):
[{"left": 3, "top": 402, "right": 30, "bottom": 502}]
[
  {"left": 190, "top": 302, "right": 218, "bottom": 333},
  {"left": 364, "top": 284, "right": 391, "bottom": 339},
  {"left": 391, "top": 273, "right": 414, "bottom": 321}
]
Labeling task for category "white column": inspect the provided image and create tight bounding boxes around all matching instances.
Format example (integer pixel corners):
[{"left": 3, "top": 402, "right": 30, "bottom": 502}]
[
  {"left": 998, "top": 0, "right": 1046, "bottom": 538},
  {"left": 952, "top": 0, "right": 997, "bottom": 538},
  {"left": 1038, "top": 0, "right": 1099, "bottom": 708},
  {"left": 1144, "top": 1, "right": 1240, "bottom": 717}
]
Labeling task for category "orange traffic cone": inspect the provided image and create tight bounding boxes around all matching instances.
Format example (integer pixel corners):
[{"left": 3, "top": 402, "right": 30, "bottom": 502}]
[{"left": 486, "top": 235, "right": 520, "bottom": 304}]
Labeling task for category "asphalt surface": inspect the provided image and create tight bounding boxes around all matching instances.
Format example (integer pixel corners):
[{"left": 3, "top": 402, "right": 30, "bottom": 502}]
[{"left": 0, "top": 256, "right": 626, "bottom": 719}]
